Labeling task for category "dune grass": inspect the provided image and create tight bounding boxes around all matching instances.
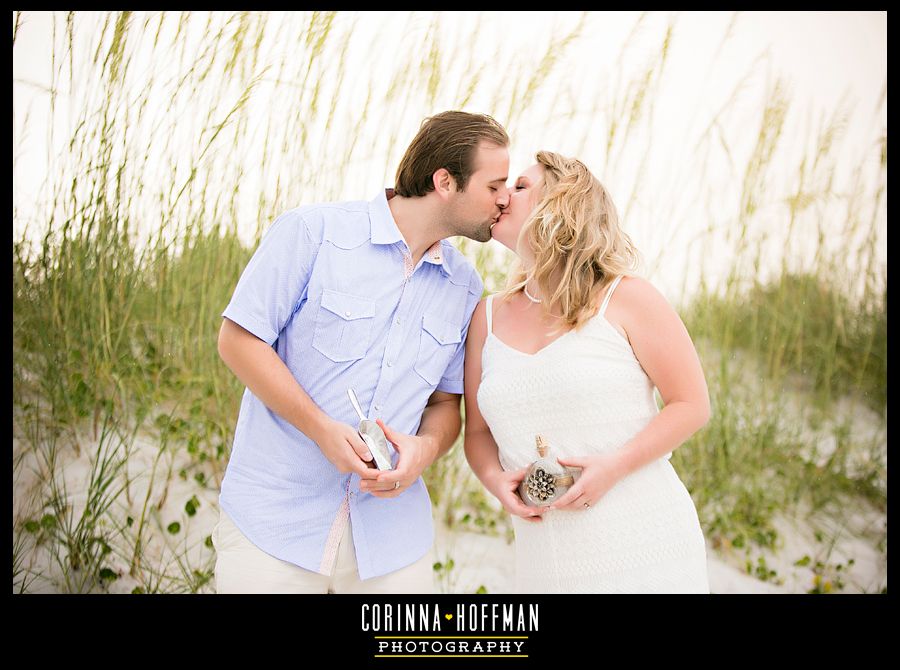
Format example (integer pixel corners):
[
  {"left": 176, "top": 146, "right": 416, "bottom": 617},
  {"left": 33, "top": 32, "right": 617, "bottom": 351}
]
[{"left": 13, "top": 11, "right": 885, "bottom": 592}]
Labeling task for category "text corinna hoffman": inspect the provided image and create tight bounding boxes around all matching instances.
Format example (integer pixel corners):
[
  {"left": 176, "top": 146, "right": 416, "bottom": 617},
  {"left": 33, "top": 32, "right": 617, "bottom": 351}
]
[{"left": 361, "top": 602, "right": 539, "bottom": 632}]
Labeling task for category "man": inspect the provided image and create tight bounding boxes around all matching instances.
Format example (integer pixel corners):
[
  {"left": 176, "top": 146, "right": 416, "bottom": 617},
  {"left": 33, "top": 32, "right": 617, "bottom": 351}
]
[{"left": 213, "top": 111, "right": 510, "bottom": 593}]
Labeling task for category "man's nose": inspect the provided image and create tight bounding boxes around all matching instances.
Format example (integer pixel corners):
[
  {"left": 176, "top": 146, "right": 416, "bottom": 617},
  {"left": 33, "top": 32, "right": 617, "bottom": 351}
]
[{"left": 497, "top": 191, "right": 510, "bottom": 208}]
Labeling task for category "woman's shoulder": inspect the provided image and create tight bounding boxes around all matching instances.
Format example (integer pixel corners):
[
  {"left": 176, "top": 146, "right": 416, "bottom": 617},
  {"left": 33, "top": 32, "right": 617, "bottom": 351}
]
[
  {"left": 611, "top": 275, "right": 678, "bottom": 325},
  {"left": 474, "top": 293, "right": 496, "bottom": 315},
  {"left": 467, "top": 294, "right": 491, "bottom": 343},
  {"left": 475, "top": 291, "right": 508, "bottom": 315},
  {"left": 612, "top": 275, "right": 668, "bottom": 302},
  {"left": 470, "top": 291, "right": 517, "bottom": 336}
]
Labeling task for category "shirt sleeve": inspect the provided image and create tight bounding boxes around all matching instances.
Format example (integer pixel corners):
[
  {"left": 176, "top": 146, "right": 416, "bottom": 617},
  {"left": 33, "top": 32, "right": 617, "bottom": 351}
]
[
  {"left": 221, "top": 209, "right": 322, "bottom": 346},
  {"left": 436, "top": 267, "right": 485, "bottom": 394}
]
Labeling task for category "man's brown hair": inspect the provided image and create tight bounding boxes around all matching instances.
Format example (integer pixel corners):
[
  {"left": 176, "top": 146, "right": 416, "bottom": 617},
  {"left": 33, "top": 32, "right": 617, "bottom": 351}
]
[{"left": 394, "top": 111, "right": 509, "bottom": 197}]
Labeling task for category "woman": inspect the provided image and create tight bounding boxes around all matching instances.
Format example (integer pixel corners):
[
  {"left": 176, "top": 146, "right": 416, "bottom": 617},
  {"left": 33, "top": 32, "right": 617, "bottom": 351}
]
[{"left": 463, "top": 151, "right": 711, "bottom": 593}]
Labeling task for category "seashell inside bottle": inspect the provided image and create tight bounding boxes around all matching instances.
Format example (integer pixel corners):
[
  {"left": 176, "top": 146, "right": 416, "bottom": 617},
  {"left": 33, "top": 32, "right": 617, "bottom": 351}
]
[{"left": 517, "top": 434, "right": 577, "bottom": 507}]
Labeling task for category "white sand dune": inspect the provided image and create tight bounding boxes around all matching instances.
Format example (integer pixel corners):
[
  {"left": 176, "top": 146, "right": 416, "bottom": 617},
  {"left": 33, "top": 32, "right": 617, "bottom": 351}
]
[{"left": 13, "top": 372, "right": 885, "bottom": 594}]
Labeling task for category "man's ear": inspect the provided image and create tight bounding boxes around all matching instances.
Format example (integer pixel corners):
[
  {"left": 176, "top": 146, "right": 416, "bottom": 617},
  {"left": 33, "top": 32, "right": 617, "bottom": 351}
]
[{"left": 432, "top": 168, "right": 456, "bottom": 198}]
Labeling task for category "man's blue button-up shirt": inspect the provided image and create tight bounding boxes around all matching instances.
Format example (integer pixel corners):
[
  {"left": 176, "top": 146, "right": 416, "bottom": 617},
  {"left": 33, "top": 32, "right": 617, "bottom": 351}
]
[{"left": 219, "top": 188, "right": 484, "bottom": 580}]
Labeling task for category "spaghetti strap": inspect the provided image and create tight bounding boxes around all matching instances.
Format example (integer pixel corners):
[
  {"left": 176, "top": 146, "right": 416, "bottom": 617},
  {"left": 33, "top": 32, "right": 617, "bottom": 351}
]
[
  {"left": 485, "top": 294, "right": 494, "bottom": 334},
  {"left": 598, "top": 275, "right": 624, "bottom": 317}
]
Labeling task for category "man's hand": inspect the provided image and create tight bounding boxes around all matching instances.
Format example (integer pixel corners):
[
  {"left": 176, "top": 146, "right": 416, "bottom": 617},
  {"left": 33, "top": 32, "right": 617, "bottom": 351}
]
[
  {"left": 358, "top": 419, "right": 439, "bottom": 498},
  {"left": 311, "top": 416, "right": 382, "bottom": 479}
]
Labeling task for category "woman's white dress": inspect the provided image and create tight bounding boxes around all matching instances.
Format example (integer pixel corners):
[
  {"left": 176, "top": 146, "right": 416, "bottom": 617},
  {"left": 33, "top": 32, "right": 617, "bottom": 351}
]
[{"left": 476, "top": 276, "right": 710, "bottom": 593}]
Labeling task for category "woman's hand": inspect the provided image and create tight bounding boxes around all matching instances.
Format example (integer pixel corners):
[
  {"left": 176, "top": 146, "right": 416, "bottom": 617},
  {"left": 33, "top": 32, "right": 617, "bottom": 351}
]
[
  {"left": 484, "top": 467, "right": 547, "bottom": 523},
  {"left": 548, "top": 453, "right": 627, "bottom": 512}
]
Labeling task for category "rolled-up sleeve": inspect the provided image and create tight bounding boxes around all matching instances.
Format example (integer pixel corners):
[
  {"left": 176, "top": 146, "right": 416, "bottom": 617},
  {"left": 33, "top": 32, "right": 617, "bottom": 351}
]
[
  {"left": 222, "top": 209, "right": 322, "bottom": 346},
  {"left": 436, "top": 268, "right": 484, "bottom": 394}
]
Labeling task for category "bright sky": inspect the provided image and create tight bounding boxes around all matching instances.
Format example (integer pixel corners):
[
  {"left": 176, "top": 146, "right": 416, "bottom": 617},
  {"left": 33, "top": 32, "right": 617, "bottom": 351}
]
[{"left": 12, "top": 11, "right": 886, "bottom": 301}]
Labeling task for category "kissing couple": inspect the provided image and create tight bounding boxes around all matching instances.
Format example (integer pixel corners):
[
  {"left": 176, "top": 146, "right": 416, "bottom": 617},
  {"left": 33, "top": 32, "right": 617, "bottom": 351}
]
[{"left": 212, "top": 110, "right": 711, "bottom": 594}]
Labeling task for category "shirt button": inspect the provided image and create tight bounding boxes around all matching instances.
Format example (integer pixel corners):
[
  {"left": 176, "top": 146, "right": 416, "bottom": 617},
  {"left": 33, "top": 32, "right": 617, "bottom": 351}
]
[
  {"left": 387, "top": 361, "right": 393, "bottom": 367},
  {"left": 345, "top": 311, "right": 351, "bottom": 317},
  {"left": 375, "top": 404, "right": 382, "bottom": 411},
  {"left": 396, "top": 319, "right": 401, "bottom": 325}
]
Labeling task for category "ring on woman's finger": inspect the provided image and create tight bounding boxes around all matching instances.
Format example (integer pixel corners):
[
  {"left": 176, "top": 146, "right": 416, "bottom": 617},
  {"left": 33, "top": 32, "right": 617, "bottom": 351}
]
[{"left": 393, "top": 481, "right": 400, "bottom": 490}]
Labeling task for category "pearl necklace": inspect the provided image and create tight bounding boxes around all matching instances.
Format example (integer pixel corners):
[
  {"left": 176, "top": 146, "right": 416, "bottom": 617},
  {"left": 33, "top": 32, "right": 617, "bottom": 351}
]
[{"left": 523, "top": 283, "right": 542, "bottom": 304}]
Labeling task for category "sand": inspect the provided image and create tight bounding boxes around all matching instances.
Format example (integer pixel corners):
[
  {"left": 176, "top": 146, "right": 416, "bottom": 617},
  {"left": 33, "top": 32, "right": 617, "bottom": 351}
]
[{"left": 14, "top": 421, "right": 885, "bottom": 593}]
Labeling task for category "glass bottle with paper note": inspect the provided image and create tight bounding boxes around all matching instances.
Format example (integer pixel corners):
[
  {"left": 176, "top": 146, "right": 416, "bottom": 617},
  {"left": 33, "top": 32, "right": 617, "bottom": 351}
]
[{"left": 347, "top": 388, "right": 394, "bottom": 470}]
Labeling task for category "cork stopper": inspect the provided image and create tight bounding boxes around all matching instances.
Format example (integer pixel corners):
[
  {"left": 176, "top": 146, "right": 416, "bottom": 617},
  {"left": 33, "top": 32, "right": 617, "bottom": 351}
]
[{"left": 535, "top": 434, "right": 549, "bottom": 458}]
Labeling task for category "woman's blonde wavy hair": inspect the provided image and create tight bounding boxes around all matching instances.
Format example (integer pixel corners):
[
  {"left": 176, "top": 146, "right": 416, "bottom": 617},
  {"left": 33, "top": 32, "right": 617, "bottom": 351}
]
[{"left": 499, "top": 150, "right": 641, "bottom": 335}]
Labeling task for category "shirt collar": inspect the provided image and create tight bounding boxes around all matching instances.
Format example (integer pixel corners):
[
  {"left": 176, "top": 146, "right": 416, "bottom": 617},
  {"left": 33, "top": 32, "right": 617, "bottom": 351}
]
[{"left": 369, "top": 188, "right": 451, "bottom": 276}]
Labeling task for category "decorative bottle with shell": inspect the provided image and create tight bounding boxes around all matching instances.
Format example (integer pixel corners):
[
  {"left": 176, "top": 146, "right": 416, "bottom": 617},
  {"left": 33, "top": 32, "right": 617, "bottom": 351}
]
[{"left": 517, "top": 434, "right": 577, "bottom": 507}]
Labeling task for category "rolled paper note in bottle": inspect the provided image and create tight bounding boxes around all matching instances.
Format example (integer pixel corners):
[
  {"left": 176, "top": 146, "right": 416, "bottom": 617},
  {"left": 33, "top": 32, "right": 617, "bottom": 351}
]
[{"left": 517, "top": 434, "right": 576, "bottom": 507}]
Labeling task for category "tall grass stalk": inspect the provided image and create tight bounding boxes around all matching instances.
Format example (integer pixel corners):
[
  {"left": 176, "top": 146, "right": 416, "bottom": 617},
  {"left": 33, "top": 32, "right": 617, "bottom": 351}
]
[{"left": 32, "top": 408, "right": 131, "bottom": 593}]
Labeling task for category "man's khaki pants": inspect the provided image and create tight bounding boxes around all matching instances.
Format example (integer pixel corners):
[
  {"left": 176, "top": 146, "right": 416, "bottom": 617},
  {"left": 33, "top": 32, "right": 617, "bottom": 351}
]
[{"left": 212, "top": 507, "right": 436, "bottom": 594}]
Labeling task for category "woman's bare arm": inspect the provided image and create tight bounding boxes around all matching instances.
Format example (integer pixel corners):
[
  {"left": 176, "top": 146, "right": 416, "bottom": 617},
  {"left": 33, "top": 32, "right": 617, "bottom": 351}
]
[
  {"left": 463, "top": 298, "right": 545, "bottom": 522},
  {"left": 610, "top": 276, "right": 712, "bottom": 477}
]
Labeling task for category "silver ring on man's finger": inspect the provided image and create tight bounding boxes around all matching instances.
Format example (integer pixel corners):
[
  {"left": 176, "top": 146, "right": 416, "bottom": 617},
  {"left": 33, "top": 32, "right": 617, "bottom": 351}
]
[
  {"left": 393, "top": 481, "right": 400, "bottom": 490},
  {"left": 583, "top": 501, "right": 591, "bottom": 508}
]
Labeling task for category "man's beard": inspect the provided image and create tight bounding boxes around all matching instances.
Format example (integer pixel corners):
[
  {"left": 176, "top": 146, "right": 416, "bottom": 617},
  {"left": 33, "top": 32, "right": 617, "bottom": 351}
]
[
  {"left": 443, "top": 221, "right": 491, "bottom": 243},
  {"left": 472, "top": 223, "right": 493, "bottom": 243},
  {"left": 460, "top": 219, "right": 493, "bottom": 243},
  {"left": 443, "top": 204, "right": 493, "bottom": 243}
]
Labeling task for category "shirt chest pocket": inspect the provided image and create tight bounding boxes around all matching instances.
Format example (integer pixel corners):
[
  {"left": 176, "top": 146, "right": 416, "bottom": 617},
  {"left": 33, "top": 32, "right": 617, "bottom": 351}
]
[
  {"left": 311, "top": 289, "right": 378, "bottom": 362},
  {"left": 414, "top": 311, "right": 462, "bottom": 386}
]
